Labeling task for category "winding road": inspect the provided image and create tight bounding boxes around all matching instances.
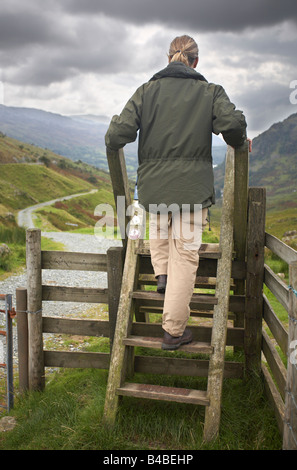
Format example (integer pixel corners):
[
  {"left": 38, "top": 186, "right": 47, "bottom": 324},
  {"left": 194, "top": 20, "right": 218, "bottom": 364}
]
[
  {"left": 1, "top": 188, "right": 121, "bottom": 367},
  {"left": 17, "top": 189, "right": 98, "bottom": 229}
]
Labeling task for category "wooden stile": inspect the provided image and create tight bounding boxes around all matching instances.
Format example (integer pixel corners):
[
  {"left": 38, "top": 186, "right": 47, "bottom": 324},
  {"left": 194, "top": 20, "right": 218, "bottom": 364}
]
[
  {"left": 103, "top": 143, "right": 248, "bottom": 442},
  {"left": 19, "top": 135, "right": 297, "bottom": 448}
]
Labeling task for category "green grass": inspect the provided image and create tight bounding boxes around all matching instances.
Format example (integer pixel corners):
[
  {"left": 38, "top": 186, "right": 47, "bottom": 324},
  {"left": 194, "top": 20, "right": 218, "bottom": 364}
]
[
  {"left": 0, "top": 223, "right": 65, "bottom": 279},
  {"left": 0, "top": 345, "right": 281, "bottom": 450},
  {"left": 266, "top": 207, "right": 297, "bottom": 243},
  {"left": 0, "top": 164, "right": 93, "bottom": 212}
]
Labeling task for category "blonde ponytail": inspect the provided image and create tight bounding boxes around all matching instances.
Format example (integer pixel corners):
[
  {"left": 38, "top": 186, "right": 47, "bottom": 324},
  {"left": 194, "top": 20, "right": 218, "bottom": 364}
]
[{"left": 168, "top": 35, "right": 198, "bottom": 67}]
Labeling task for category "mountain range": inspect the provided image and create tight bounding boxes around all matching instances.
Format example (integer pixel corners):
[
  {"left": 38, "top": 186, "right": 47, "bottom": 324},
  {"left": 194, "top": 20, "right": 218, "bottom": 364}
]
[
  {"left": 0, "top": 104, "right": 226, "bottom": 178},
  {"left": 213, "top": 112, "right": 297, "bottom": 211},
  {"left": 0, "top": 104, "right": 296, "bottom": 214}
]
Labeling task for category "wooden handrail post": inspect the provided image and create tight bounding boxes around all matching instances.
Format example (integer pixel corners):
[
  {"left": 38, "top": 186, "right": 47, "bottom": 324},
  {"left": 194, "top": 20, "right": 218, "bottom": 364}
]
[
  {"left": 203, "top": 146, "right": 235, "bottom": 442},
  {"left": 245, "top": 187, "right": 266, "bottom": 376},
  {"left": 233, "top": 141, "right": 249, "bottom": 331},
  {"left": 283, "top": 261, "right": 297, "bottom": 450},
  {"left": 16, "top": 287, "right": 29, "bottom": 393},
  {"left": 106, "top": 148, "right": 132, "bottom": 250},
  {"left": 26, "top": 229, "right": 44, "bottom": 391}
]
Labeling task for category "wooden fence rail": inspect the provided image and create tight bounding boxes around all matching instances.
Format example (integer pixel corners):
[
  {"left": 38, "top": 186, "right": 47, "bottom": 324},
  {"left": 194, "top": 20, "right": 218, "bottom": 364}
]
[{"left": 262, "top": 232, "right": 297, "bottom": 450}]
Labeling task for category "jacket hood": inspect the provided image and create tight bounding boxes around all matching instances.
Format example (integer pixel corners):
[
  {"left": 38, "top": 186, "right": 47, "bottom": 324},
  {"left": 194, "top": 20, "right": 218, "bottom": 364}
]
[{"left": 150, "top": 61, "right": 207, "bottom": 82}]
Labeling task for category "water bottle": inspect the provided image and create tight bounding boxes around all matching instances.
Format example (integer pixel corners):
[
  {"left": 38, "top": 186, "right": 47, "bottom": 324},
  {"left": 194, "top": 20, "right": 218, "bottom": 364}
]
[{"left": 128, "top": 181, "right": 144, "bottom": 240}]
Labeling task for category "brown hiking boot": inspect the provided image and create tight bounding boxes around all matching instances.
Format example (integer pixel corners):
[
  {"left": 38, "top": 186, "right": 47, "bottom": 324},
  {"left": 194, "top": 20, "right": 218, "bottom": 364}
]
[
  {"left": 161, "top": 328, "right": 193, "bottom": 350},
  {"left": 157, "top": 275, "right": 167, "bottom": 293}
]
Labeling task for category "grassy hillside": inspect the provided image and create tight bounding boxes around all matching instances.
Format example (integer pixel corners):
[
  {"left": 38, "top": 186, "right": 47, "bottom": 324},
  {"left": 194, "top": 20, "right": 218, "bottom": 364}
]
[
  {"left": 214, "top": 113, "right": 297, "bottom": 209},
  {"left": 0, "top": 134, "right": 115, "bottom": 213},
  {"left": 213, "top": 113, "right": 297, "bottom": 247},
  {"left": 0, "top": 105, "right": 139, "bottom": 177},
  {"left": 0, "top": 163, "right": 94, "bottom": 212},
  {"left": 0, "top": 134, "right": 116, "bottom": 277}
]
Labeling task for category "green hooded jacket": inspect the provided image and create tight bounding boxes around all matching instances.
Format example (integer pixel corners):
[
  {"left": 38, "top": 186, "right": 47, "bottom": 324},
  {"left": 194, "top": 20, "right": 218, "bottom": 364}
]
[{"left": 105, "top": 61, "right": 247, "bottom": 212}]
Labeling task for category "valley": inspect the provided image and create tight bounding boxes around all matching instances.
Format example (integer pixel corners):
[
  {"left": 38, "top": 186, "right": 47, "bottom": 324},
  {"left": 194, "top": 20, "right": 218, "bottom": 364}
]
[{"left": 0, "top": 108, "right": 296, "bottom": 277}]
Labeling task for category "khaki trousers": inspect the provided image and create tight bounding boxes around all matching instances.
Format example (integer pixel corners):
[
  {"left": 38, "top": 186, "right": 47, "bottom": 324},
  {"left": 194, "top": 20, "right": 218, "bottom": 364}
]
[{"left": 149, "top": 208, "right": 208, "bottom": 337}]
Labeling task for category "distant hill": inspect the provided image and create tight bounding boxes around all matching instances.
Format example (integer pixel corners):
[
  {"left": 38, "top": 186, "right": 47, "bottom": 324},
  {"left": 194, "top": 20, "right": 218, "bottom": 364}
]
[
  {"left": 1, "top": 104, "right": 296, "bottom": 212},
  {"left": 214, "top": 113, "right": 297, "bottom": 210},
  {"left": 0, "top": 104, "right": 226, "bottom": 178},
  {"left": 0, "top": 104, "right": 112, "bottom": 172}
]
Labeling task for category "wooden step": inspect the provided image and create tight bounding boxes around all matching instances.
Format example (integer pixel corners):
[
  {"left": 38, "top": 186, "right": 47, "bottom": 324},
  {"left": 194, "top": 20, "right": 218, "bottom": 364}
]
[
  {"left": 132, "top": 290, "right": 218, "bottom": 309},
  {"left": 116, "top": 382, "right": 210, "bottom": 406},
  {"left": 123, "top": 335, "right": 213, "bottom": 354},
  {"left": 138, "top": 275, "right": 235, "bottom": 290},
  {"left": 138, "top": 241, "right": 222, "bottom": 259}
]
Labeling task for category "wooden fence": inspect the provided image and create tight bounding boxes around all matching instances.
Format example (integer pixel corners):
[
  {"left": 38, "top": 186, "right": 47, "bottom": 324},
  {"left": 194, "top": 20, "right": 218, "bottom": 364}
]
[
  {"left": 18, "top": 226, "right": 249, "bottom": 392},
  {"left": 261, "top": 232, "right": 297, "bottom": 450},
  {"left": 14, "top": 189, "right": 297, "bottom": 449},
  {"left": 16, "top": 229, "right": 125, "bottom": 392}
]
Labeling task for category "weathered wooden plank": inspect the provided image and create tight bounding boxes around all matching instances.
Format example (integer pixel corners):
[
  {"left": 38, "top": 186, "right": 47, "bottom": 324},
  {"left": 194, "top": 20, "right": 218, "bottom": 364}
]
[
  {"left": 16, "top": 287, "right": 28, "bottom": 393},
  {"left": 106, "top": 147, "right": 132, "bottom": 246},
  {"left": 137, "top": 298, "right": 244, "bottom": 315},
  {"left": 131, "top": 290, "right": 217, "bottom": 306},
  {"left": 138, "top": 274, "right": 220, "bottom": 289},
  {"left": 103, "top": 237, "right": 140, "bottom": 425},
  {"left": 42, "top": 285, "right": 109, "bottom": 303},
  {"left": 262, "top": 328, "right": 287, "bottom": 399},
  {"left": 262, "top": 363, "right": 285, "bottom": 437},
  {"left": 233, "top": 141, "right": 249, "bottom": 331},
  {"left": 116, "top": 383, "right": 210, "bottom": 406},
  {"left": 44, "top": 350, "right": 243, "bottom": 379},
  {"left": 138, "top": 242, "right": 222, "bottom": 259},
  {"left": 233, "top": 141, "right": 249, "bottom": 264},
  {"left": 44, "top": 350, "right": 110, "bottom": 369},
  {"left": 134, "top": 356, "right": 243, "bottom": 379},
  {"left": 107, "top": 247, "right": 124, "bottom": 345},
  {"left": 265, "top": 232, "right": 297, "bottom": 265},
  {"left": 263, "top": 294, "right": 288, "bottom": 356},
  {"left": 139, "top": 257, "right": 246, "bottom": 280},
  {"left": 123, "top": 335, "right": 213, "bottom": 354},
  {"left": 204, "top": 145, "right": 236, "bottom": 442},
  {"left": 283, "top": 261, "right": 297, "bottom": 450},
  {"left": 26, "top": 228, "right": 44, "bottom": 391},
  {"left": 42, "top": 316, "right": 110, "bottom": 337},
  {"left": 41, "top": 251, "right": 108, "bottom": 271},
  {"left": 245, "top": 187, "right": 266, "bottom": 375},
  {"left": 130, "top": 322, "right": 244, "bottom": 347},
  {"left": 264, "top": 264, "right": 290, "bottom": 311}
]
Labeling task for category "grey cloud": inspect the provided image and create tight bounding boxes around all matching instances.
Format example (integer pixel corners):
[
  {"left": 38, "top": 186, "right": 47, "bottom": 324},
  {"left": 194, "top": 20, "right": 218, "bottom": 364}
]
[
  {"left": 0, "top": 11, "right": 133, "bottom": 86},
  {"left": 1, "top": 0, "right": 296, "bottom": 136},
  {"left": 0, "top": 8, "right": 73, "bottom": 50},
  {"left": 61, "top": 0, "right": 297, "bottom": 31},
  {"left": 237, "top": 82, "right": 294, "bottom": 133}
]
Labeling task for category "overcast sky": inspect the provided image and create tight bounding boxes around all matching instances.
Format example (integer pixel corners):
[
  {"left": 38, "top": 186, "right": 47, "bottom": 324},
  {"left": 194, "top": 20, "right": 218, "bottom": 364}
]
[{"left": 1, "top": 0, "right": 297, "bottom": 138}]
